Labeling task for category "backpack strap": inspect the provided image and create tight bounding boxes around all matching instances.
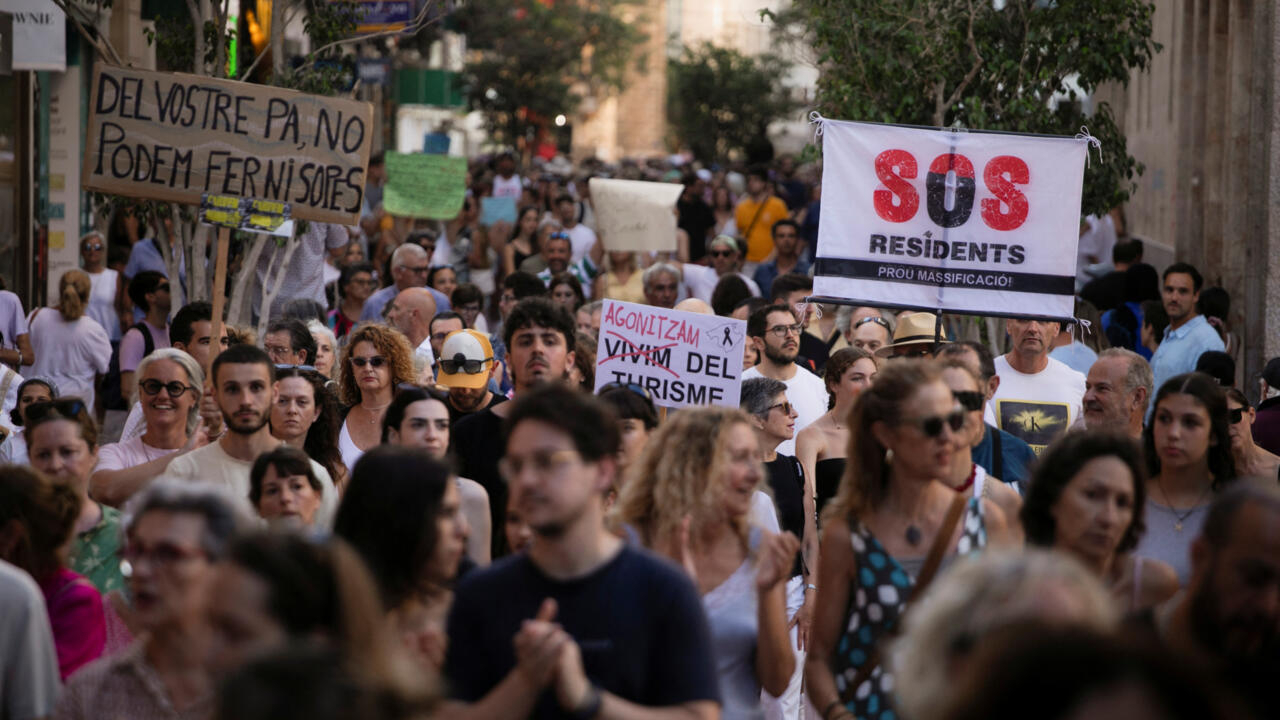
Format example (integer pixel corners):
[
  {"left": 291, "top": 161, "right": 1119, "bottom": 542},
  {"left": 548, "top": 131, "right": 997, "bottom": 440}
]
[{"left": 130, "top": 323, "right": 155, "bottom": 357}]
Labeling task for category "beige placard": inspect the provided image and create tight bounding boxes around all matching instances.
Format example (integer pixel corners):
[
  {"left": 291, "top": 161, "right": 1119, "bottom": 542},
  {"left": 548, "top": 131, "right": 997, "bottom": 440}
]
[
  {"left": 589, "top": 178, "right": 683, "bottom": 253},
  {"left": 82, "top": 65, "right": 374, "bottom": 225}
]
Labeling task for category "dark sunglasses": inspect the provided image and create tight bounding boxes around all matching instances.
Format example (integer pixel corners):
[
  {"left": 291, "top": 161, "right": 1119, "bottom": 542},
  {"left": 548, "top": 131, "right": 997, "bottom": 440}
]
[
  {"left": 767, "top": 401, "right": 794, "bottom": 416},
  {"left": 708, "top": 249, "right": 734, "bottom": 258},
  {"left": 550, "top": 231, "right": 571, "bottom": 241},
  {"left": 350, "top": 356, "right": 387, "bottom": 368},
  {"left": 599, "top": 381, "right": 654, "bottom": 403},
  {"left": 139, "top": 379, "right": 195, "bottom": 398},
  {"left": 25, "top": 398, "right": 88, "bottom": 424},
  {"left": 156, "top": 283, "right": 171, "bottom": 293},
  {"left": 440, "top": 356, "right": 492, "bottom": 375},
  {"left": 1228, "top": 407, "right": 1246, "bottom": 424},
  {"left": 952, "top": 391, "right": 984, "bottom": 412},
  {"left": 83, "top": 243, "right": 104, "bottom": 251},
  {"left": 901, "top": 409, "right": 966, "bottom": 438},
  {"left": 854, "top": 316, "right": 891, "bottom": 331}
]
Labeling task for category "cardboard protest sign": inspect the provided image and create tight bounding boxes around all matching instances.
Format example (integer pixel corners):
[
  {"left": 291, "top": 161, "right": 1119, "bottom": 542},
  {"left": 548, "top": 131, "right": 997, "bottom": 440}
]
[
  {"left": 812, "top": 118, "right": 1088, "bottom": 320},
  {"left": 594, "top": 300, "right": 745, "bottom": 409},
  {"left": 382, "top": 152, "right": 467, "bottom": 219},
  {"left": 480, "top": 196, "right": 517, "bottom": 227},
  {"left": 589, "top": 178, "right": 682, "bottom": 253},
  {"left": 82, "top": 65, "right": 373, "bottom": 225}
]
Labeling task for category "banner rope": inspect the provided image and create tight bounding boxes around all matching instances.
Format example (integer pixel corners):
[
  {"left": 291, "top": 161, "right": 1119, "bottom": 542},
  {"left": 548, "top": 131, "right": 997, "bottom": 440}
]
[
  {"left": 809, "top": 111, "right": 826, "bottom": 144},
  {"left": 1075, "top": 126, "right": 1103, "bottom": 167}
]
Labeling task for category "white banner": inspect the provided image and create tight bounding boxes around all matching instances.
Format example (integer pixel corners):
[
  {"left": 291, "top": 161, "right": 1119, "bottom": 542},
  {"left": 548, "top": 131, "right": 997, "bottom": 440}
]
[
  {"left": 594, "top": 299, "right": 745, "bottom": 409},
  {"left": 3, "top": 0, "right": 65, "bottom": 71},
  {"left": 813, "top": 119, "right": 1088, "bottom": 320}
]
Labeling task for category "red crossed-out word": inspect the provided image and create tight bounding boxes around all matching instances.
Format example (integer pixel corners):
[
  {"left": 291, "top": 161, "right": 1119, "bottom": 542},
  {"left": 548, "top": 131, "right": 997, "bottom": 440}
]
[
  {"left": 873, "top": 150, "right": 1030, "bottom": 231},
  {"left": 599, "top": 330, "right": 679, "bottom": 377}
]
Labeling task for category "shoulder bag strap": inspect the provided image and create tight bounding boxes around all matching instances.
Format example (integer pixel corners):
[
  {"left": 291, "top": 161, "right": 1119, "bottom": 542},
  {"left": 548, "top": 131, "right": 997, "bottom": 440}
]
[
  {"left": 741, "top": 195, "right": 771, "bottom": 242},
  {"left": 992, "top": 427, "right": 1003, "bottom": 483}
]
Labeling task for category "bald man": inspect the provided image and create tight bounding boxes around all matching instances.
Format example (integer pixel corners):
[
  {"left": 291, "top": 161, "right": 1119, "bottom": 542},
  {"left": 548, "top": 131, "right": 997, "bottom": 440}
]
[
  {"left": 360, "top": 243, "right": 451, "bottom": 322},
  {"left": 675, "top": 297, "right": 713, "bottom": 315},
  {"left": 386, "top": 287, "right": 439, "bottom": 383}
]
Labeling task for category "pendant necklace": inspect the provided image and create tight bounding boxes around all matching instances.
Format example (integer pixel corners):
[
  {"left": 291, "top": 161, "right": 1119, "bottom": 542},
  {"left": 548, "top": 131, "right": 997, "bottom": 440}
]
[
  {"left": 905, "top": 525, "right": 923, "bottom": 546},
  {"left": 1157, "top": 477, "right": 1210, "bottom": 532}
]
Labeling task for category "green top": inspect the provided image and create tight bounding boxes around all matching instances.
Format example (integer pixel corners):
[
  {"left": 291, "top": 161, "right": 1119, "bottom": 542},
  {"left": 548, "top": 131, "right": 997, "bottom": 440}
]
[{"left": 69, "top": 503, "right": 124, "bottom": 595}]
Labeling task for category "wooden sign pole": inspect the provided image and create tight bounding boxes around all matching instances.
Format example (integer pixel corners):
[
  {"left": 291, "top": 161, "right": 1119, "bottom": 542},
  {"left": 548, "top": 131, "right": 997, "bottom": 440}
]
[{"left": 206, "top": 226, "right": 231, "bottom": 383}]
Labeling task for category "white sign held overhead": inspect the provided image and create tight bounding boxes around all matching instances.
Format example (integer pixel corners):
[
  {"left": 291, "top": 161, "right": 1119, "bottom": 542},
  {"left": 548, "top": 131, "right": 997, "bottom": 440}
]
[
  {"left": 594, "top": 300, "right": 745, "bottom": 410},
  {"left": 812, "top": 118, "right": 1090, "bottom": 320},
  {"left": 589, "top": 178, "right": 682, "bottom": 253}
]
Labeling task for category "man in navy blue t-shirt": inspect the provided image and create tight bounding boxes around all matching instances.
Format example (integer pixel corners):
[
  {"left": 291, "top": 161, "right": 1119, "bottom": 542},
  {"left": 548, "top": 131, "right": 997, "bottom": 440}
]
[{"left": 445, "top": 384, "right": 721, "bottom": 719}]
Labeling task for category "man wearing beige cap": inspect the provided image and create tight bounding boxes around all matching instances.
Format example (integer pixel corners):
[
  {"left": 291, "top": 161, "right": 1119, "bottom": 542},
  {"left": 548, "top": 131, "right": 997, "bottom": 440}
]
[
  {"left": 436, "top": 328, "right": 505, "bottom": 426},
  {"left": 682, "top": 235, "right": 761, "bottom": 304}
]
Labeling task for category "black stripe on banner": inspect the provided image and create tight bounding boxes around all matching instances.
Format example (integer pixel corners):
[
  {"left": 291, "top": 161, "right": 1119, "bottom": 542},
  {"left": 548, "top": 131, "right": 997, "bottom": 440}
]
[{"left": 814, "top": 258, "right": 1075, "bottom": 296}]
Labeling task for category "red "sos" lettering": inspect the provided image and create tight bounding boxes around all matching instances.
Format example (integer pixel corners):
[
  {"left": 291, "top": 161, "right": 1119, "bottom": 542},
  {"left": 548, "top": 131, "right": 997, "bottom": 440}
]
[{"left": 872, "top": 150, "right": 1030, "bottom": 231}]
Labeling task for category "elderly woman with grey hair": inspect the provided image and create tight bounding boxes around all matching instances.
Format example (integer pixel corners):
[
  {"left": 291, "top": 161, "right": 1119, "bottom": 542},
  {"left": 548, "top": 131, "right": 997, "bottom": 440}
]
[
  {"left": 55, "top": 480, "right": 246, "bottom": 720},
  {"left": 890, "top": 550, "right": 1119, "bottom": 720},
  {"left": 91, "top": 349, "right": 209, "bottom": 507}
]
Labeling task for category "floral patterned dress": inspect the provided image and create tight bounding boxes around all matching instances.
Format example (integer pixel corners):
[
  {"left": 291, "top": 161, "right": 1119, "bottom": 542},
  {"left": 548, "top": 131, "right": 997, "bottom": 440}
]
[
  {"left": 69, "top": 503, "right": 124, "bottom": 595},
  {"left": 831, "top": 497, "right": 987, "bottom": 720}
]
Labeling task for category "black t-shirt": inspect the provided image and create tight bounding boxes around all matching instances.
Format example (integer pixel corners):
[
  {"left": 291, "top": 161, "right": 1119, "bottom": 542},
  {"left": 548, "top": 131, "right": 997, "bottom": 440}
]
[
  {"left": 451, "top": 407, "right": 507, "bottom": 557},
  {"left": 445, "top": 545, "right": 721, "bottom": 716},
  {"left": 447, "top": 392, "right": 507, "bottom": 428},
  {"left": 764, "top": 454, "right": 806, "bottom": 577},
  {"left": 677, "top": 197, "right": 716, "bottom": 262},
  {"left": 1080, "top": 270, "right": 1126, "bottom": 312}
]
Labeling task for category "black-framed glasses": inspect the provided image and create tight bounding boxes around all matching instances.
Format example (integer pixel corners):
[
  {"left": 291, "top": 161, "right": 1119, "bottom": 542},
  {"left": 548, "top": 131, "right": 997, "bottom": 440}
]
[
  {"left": 767, "top": 401, "right": 794, "bottom": 416},
  {"left": 440, "top": 356, "right": 492, "bottom": 375},
  {"left": 952, "top": 391, "right": 984, "bottom": 412},
  {"left": 1228, "top": 407, "right": 1246, "bottom": 424},
  {"left": 139, "top": 380, "right": 196, "bottom": 398},
  {"left": 900, "top": 409, "right": 966, "bottom": 438},
  {"left": 351, "top": 356, "right": 388, "bottom": 368},
  {"left": 854, "top": 316, "right": 891, "bottom": 331},
  {"left": 599, "top": 381, "right": 653, "bottom": 403},
  {"left": 25, "top": 399, "right": 89, "bottom": 425},
  {"left": 767, "top": 323, "right": 803, "bottom": 338}
]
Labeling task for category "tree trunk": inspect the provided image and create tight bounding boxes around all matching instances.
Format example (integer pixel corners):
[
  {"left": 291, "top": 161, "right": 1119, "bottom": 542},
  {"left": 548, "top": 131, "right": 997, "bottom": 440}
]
[
  {"left": 227, "top": 233, "right": 272, "bottom": 327},
  {"left": 256, "top": 237, "right": 302, "bottom": 337},
  {"left": 270, "top": 0, "right": 286, "bottom": 78}
]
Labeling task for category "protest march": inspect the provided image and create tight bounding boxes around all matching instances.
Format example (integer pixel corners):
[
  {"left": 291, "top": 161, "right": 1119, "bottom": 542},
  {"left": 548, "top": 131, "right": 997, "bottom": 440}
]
[{"left": 0, "top": 4, "right": 1277, "bottom": 720}]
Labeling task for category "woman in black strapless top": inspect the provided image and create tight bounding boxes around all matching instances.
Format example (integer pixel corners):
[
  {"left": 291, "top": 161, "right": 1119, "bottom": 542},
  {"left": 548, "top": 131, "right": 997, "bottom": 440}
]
[
  {"left": 796, "top": 348, "right": 879, "bottom": 523},
  {"left": 814, "top": 458, "right": 846, "bottom": 517}
]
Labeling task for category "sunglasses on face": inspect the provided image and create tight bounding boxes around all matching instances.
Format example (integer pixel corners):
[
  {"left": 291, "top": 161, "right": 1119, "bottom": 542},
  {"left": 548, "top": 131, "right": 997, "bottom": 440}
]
[
  {"left": 952, "top": 391, "right": 984, "bottom": 412},
  {"left": 83, "top": 243, "right": 104, "bottom": 252},
  {"left": 157, "top": 284, "right": 171, "bottom": 293},
  {"left": 139, "top": 379, "right": 195, "bottom": 398},
  {"left": 900, "top": 409, "right": 966, "bottom": 438},
  {"left": 709, "top": 249, "right": 734, "bottom": 258},
  {"left": 350, "top": 356, "right": 387, "bottom": 368},
  {"left": 767, "top": 401, "right": 794, "bottom": 416},
  {"left": 1228, "top": 407, "right": 1246, "bottom": 424},
  {"left": 440, "top": 356, "right": 492, "bottom": 375}
]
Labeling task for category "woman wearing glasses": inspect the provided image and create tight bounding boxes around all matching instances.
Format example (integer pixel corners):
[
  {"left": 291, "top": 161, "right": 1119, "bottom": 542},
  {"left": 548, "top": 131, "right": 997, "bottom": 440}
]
[
  {"left": 92, "top": 350, "right": 208, "bottom": 507},
  {"left": 79, "top": 231, "right": 122, "bottom": 343},
  {"left": 806, "top": 360, "right": 1010, "bottom": 720},
  {"left": 22, "top": 269, "right": 111, "bottom": 409},
  {"left": 26, "top": 397, "right": 125, "bottom": 595},
  {"left": 336, "top": 323, "right": 415, "bottom": 472},
  {"left": 797, "top": 347, "right": 878, "bottom": 519},
  {"left": 614, "top": 406, "right": 801, "bottom": 720},
  {"left": 1225, "top": 387, "right": 1280, "bottom": 480}
]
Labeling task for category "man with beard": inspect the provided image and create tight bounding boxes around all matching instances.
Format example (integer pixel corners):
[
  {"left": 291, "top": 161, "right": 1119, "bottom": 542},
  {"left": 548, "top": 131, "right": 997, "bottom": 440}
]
[
  {"left": 445, "top": 384, "right": 720, "bottom": 719},
  {"left": 1136, "top": 482, "right": 1280, "bottom": 716},
  {"left": 452, "top": 298, "right": 576, "bottom": 557},
  {"left": 535, "top": 232, "right": 602, "bottom": 297},
  {"left": 1082, "top": 348, "right": 1152, "bottom": 440},
  {"left": 1149, "top": 262, "right": 1224, "bottom": 399},
  {"left": 742, "top": 304, "right": 827, "bottom": 456},
  {"left": 164, "top": 344, "right": 338, "bottom": 526},
  {"left": 437, "top": 329, "right": 505, "bottom": 425},
  {"left": 984, "top": 318, "right": 1086, "bottom": 454}
]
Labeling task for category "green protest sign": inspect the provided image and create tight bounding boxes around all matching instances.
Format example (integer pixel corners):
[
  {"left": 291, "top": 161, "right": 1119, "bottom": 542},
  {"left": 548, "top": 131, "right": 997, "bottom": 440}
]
[{"left": 382, "top": 152, "right": 467, "bottom": 219}]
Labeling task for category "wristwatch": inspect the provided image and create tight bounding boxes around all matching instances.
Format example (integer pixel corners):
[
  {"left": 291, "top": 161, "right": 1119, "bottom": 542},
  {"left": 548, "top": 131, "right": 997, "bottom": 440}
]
[{"left": 568, "top": 683, "right": 602, "bottom": 720}]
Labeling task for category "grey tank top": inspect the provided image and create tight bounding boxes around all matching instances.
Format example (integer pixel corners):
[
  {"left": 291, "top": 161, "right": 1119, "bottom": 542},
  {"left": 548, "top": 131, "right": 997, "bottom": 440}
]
[{"left": 1133, "top": 498, "right": 1209, "bottom": 585}]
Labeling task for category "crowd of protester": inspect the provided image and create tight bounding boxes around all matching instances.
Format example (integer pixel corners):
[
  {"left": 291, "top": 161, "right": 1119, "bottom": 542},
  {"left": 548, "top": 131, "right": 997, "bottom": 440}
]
[{"left": 0, "top": 150, "right": 1277, "bottom": 720}]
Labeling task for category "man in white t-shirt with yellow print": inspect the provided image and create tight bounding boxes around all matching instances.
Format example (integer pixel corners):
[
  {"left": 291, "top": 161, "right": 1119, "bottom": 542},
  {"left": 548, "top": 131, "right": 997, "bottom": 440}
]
[{"left": 984, "top": 318, "right": 1086, "bottom": 455}]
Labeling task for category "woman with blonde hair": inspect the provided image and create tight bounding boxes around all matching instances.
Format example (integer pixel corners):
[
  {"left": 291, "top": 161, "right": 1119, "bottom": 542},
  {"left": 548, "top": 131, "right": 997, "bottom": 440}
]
[
  {"left": 23, "top": 270, "right": 111, "bottom": 409},
  {"left": 613, "top": 406, "right": 800, "bottom": 720},
  {"left": 335, "top": 323, "right": 415, "bottom": 471},
  {"left": 806, "top": 359, "right": 1011, "bottom": 720}
]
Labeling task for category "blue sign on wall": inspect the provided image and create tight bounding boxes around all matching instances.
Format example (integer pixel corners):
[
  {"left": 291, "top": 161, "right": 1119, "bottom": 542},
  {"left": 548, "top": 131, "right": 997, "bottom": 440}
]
[{"left": 355, "top": 0, "right": 415, "bottom": 32}]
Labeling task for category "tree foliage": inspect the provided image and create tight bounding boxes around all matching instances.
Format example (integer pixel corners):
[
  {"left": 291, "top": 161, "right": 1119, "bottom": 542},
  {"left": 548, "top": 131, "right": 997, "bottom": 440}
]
[
  {"left": 772, "top": 0, "right": 1160, "bottom": 216},
  {"left": 667, "top": 42, "right": 799, "bottom": 163},
  {"left": 455, "top": 0, "right": 645, "bottom": 148}
]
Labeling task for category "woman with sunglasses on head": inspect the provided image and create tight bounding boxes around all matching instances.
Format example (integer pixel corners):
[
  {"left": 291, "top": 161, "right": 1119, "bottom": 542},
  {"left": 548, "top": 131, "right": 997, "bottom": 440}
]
[
  {"left": 1225, "top": 387, "right": 1280, "bottom": 480},
  {"left": 335, "top": 323, "right": 416, "bottom": 473},
  {"left": 797, "top": 347, "right": 878, "bottom": 521},
  {"left": 938, "top": 359, "right": 1024, "bottom": 540},
  {"left": 806, "top": 359, "right": 1011, "bottom": 720},
  {"left": 1134, "top": 372, "right": 1236, "bottom": 585},
  {"left": 26, "top": 397, "right": 125, "bottom": 595},
  {"left": 91, "top": 350, "right": 208, "bottom": 508},
  {"left": 22, "top": 269, "right": 111, "bottom": 409},
  {"left": 613, "top": 406, "right": 801, "bottom": 720},
  {"left": 271, "top": 367, "right": 348, "bottom": 495},
  {"left": 79, "top": 231, "right": 122, "bottom": 344},
  {"left": 0, "top": 377, "right": 57, "bottom": 465},
  {"left": 1022, "top": 431, "right": 1179, "bottom": 612},
  {"left": 0, "top": 466, "right": 106, "bottom": 680}
]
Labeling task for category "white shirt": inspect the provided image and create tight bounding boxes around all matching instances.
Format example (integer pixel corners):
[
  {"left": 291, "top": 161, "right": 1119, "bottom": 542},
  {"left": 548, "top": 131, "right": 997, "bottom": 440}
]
[
  {"left": 0, "top": 366, "right": 22, "bottom": 434},
  {"left": 492, "top": 174, "right": 523, "bottom": 199},
  {"left": 22, "top": 308, "right": 111, "bottom": 410},
  {"left": 563, "top": 223, "right": 597, "bottom": 265},
  {"left": 985, "top": 354, "right": 1086, "bottom": 454},
  {"left": 742, "top": 364, "right": 828, "bottom": 456},
  {"left": 119, "top": 402, "right": 146, "bottom": 443},
  {"left": 0, "top": 559, "right": 60, "bottom": 720},
  {"left": 0, "top": 429, "right": 28, "bottom": 466},
  {"left": 0, "top": 290, "right": 29, "bottom": 350},
  {"left": 94, "top": 435, "right": 182, "bottom": 473},
  {"left": 681, "top": 264, "right": 761, "bottom": 304},
  {"left": 86, "top": 268, "right": 121, "bottom": 342},
  {"left": 164, "top": 440, "right": 339, "bottom": 529}
]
